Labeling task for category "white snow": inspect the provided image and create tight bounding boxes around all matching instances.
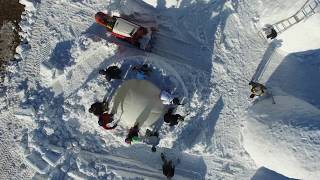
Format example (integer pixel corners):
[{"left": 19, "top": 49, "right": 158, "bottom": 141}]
[
  {"left": 1, "top": 0, "right": 319, "bottom": 179},
  {"left": 279, "top": 13, "right": 320, "bottom": 53},
  {"left": 243, "top": 95, "right": 320, "bottom": 179}
]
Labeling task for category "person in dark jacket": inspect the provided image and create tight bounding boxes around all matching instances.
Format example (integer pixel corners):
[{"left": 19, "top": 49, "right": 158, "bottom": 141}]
[
  {"left": 164, "top": 108, "right": 184, "bottom": 127},
  {"left": 132, "top": 64, "right": 152, "bottom": 79},
  {"left": 161, "top": 153, "right": 175, "bottom": 179},
  {"left": 267, "top": 28, "right": 277, "bottom": 39},
  {"left": 143, "top": 129, "right": 160, "bottom": 152},
  {"left": 89, "top": 101, "right": 108, "bottom": 116},
  {"left": 98, "top": 113, "right": 117, "bottom": 130},
  {"left": 125, "top": 124, "right": 140, "bottom": 144},
  {"left": 263, "top": 24, "right": 277, "bottom": 39},
  {"left": 99, "top": 66, "right": 122, "bottom": 81},
  {"left": 249, "top": 81, "right": 267, "bottom": 98}
]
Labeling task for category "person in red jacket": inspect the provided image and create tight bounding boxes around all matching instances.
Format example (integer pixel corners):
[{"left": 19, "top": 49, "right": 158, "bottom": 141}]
[{"left": 98, "top": 113, "right": 117, "bottom": 130}]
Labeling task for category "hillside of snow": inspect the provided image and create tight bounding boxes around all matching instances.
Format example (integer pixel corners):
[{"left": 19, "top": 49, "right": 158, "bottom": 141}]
[{"left": 0, "top": 0, "right": 319, "bottom": 179}]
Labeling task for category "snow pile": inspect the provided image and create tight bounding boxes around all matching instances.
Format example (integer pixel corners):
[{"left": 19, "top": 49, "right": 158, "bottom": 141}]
[{"left": 242, "top": 95, "right": 320, "bottom": 179}]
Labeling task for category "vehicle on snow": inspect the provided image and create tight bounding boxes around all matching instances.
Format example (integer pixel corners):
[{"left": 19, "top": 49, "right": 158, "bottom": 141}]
[{"left": 95, "top": 12, "right": 154, "bottom": 50}]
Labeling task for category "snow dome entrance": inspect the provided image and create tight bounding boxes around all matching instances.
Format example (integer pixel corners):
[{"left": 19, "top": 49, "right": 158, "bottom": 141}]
[{"left": 112, "top": 79, "right": 165, "bottom": 128}]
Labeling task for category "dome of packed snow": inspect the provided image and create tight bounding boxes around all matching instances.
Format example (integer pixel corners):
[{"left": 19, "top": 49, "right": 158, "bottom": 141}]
[{"left": 112, "top": 79, "right": 165, "bottom": 128}]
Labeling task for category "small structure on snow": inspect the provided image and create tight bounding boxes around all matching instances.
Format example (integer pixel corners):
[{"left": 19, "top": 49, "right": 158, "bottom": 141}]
[{"left": 112, "top": 79, "right": 165, "bottom": 128}]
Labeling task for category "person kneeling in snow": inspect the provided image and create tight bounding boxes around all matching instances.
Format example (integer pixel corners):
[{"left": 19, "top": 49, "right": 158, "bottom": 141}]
[
  {"left": 89, "top": 101, "right": 108, "bottom": 116},
  {"left": 98, "top": 113, "right": 117, "bottom": 130},
  {"left": 143, "top": 129, "right": 160, "bottom": 152},
  {"left": 164, "top": 108, "right": 184, "bottom": 127},
  {"left": 161, "top": 153, "right": 175, "bottom": 179},
  {"left": 132, "top": 64, "right": 152, "bottom": 80},
  {"left": 249, "top": 81, "right": 267, "bottom": 98},
  {"left": 99, "top": 66, "right": 122, "bottom": 81},
  {"left": 125, "top": 124, "right": 140, "bottom": 144},
  {"left": 262, "top": 24, "right": 277, "bottom": 40},
  {"left": 160, "top": 90, "right": 182, "bottom": 106}
]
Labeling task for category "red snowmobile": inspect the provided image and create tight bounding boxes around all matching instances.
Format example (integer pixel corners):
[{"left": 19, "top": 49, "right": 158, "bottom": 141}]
[{"left": 95, "top": 12, "right": 154, "bottom": 51}]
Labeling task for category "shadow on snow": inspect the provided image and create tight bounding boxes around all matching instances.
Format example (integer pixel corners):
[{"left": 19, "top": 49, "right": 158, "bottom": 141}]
[{"left": 266, "top": 48, "right": 320, "bottom": 108}]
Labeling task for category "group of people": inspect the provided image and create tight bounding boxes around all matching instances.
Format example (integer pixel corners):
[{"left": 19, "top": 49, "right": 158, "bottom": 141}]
[
  {"left": 251, "top": 25, "right": 277, "bottom": 100},
  {"left": 98, "top": 64, "right": 153, "bottom": 81},
  {"left": 89, "top": 101, "right": 118, "bottom": 130},
  {"left": 124, "top": 125, "right": 177, "bottom": 178},
  {"left": 89, "top": 63, "right": 187, "bottom": 178}
]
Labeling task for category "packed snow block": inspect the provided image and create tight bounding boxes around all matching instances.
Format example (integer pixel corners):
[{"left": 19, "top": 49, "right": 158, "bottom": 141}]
[
  {"left": 43, "top": 126, "right": 54, "bottom": 136},
  {"left": 32, "top": 173, "right": 50, "bottom": 180},
  {"left": 51, "top": 80, "right": 64, "bottom": 96},
  {"left": 42, "top": 149, "right": 64, "bottom": 167},
  {"left": 67, "top": 170, "right": 91, "bottom": 180},
  {"left": 14, "top": 107, "right": 35, "bottom": 122},
  {"left": 60, "top": 164, "right": 70, "bottom": 173},
  {"left": 25, "top": 151, "right": 50, "bottom": 174},
  {"left": 40, "top": 62, "right": 55, "bottom": 80}
]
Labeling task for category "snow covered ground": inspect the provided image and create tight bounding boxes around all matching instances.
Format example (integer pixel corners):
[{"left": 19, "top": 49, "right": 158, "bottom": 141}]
[{"left": 0, "top": 0, "right": 319, "bottom": 179}]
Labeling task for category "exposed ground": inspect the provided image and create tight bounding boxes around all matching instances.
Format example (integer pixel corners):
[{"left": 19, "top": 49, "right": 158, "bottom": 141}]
[
  {"left": 0, "top": 1, "right": 35, "bottom": 179},
  {"left": 0, "top": 0, "right": 24, "bottom": 83}
]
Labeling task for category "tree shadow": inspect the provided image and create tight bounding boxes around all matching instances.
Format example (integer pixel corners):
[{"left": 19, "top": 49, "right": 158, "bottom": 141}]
[{"left": 47, "top": 40, "right": 74, "bottom": 70}]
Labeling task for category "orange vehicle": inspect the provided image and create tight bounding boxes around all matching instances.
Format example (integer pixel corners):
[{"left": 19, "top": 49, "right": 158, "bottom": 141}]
[{"left": 95, "top": 12, "right": 153, "bottom": 50}]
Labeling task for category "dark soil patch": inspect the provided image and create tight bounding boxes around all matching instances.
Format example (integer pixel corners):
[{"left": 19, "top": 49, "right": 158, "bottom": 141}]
[
  {"left": 0, "top": 0, "right": 25, "bottom": 27},
  {"left": 0, "top": 0, "right": 25, "bottom": 83}
]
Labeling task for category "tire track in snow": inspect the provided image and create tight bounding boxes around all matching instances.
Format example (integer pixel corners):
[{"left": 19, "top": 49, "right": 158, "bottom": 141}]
[
  {"left": 21, "top": 1, "right": 96, "bottom": 87},
  {"left": 152, "top": 32, "right": 213, "bottom": 72}
]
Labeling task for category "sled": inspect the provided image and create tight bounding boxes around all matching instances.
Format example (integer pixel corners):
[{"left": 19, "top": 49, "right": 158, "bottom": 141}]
[{"left": 95, "top": 12, "right": 154, "bottom": 51}]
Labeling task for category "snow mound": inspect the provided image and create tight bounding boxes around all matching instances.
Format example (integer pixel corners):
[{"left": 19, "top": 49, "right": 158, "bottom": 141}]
[
  {"left": 112, "top": 79, "right": 165, "bottom": 128},
  {"left": 243, "top": 95, "right": 320, "bottom": 180}
]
